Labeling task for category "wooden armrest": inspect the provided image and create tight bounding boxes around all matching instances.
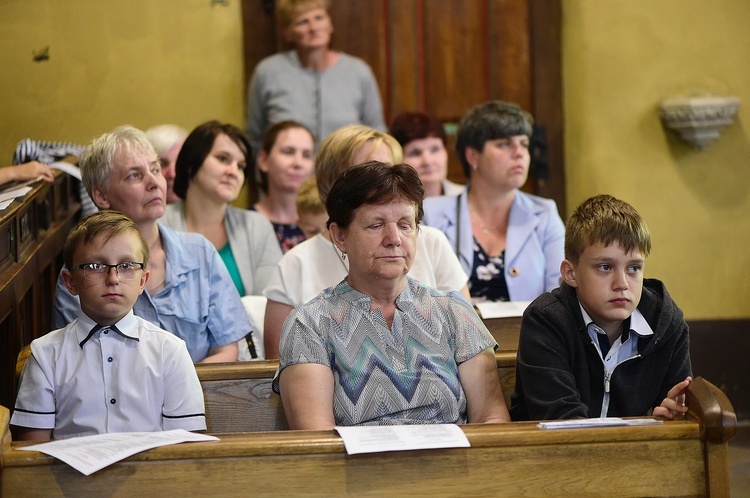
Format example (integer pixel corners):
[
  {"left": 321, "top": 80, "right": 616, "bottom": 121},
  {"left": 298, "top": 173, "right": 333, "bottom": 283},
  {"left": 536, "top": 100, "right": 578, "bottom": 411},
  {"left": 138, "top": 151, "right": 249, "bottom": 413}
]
[{"left": 686, "top": 376, "right": 737, "bottom": 444}]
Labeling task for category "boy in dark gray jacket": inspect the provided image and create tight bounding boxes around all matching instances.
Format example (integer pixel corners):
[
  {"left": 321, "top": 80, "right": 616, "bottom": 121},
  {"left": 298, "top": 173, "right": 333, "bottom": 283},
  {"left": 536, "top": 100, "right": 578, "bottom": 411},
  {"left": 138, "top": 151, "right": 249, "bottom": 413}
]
[{"left": 510, "top": 194, "right": 692, "bottom": 421}]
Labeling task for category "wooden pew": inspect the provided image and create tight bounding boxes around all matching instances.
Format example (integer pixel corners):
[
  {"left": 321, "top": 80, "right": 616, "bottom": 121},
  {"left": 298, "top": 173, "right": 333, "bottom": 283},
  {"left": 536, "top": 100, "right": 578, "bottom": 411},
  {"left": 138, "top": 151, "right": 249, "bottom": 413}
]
[
  {"left": 197, "top": 353, "right": 518, "bottom": 434},
  {"left": 0, "top": 171, "right": 80, "bottom": 410},
  {"left": 0, "top": 377, "right": 736, "bottom": 497},
  {"left": 482, "top": 315, "right": 521, "bottom": 352}
]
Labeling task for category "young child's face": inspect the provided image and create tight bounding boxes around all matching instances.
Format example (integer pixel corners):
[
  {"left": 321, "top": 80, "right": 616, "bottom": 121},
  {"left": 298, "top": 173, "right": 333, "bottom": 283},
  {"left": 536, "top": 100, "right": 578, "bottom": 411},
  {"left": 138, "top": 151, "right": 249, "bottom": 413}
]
[
  {"left": 298, "top": 211, "right": 329, "bottom": 239},
  {"left": 561, "top": 241, "right": 645, "bottom": 337},
  {"left": 62, "top": 231, "right": 149, "bottom": 325}
]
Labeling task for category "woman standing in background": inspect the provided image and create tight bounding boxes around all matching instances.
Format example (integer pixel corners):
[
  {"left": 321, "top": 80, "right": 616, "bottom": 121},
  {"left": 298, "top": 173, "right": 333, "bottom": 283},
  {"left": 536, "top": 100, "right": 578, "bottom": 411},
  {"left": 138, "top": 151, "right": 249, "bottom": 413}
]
[{"left": 246, "top": 0, "right": 385, "bottom": 149}]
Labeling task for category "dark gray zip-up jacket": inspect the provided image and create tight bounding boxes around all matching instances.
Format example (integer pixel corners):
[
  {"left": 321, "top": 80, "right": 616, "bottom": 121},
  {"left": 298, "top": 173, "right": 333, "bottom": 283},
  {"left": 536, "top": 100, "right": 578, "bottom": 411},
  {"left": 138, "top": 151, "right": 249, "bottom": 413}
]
[{"left": 510, "top": 279, "right": 692, "bottom": 421}]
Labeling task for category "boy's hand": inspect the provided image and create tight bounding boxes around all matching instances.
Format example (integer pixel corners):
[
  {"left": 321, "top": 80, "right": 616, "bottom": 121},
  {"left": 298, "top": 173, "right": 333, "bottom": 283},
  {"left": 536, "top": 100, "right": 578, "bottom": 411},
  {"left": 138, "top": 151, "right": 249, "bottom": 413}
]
[{"left": 653, "top": 376, "right": 692, "bottom": 419}]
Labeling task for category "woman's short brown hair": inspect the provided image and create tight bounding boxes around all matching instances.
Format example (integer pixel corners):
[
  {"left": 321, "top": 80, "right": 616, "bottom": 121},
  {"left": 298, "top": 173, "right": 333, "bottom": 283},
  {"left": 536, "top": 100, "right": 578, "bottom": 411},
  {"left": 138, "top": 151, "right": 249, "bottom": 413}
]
[
  {"left": 326, "top": 161, "right": 424, "bottom": 230},
  {"left": 174, "top": 121, "right": 252, "bottom": 200}
]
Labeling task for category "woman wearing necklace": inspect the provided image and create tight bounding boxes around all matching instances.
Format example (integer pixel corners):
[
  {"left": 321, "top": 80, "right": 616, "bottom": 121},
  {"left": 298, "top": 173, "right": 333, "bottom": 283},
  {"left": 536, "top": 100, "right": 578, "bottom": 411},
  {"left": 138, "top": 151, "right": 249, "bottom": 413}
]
[
  {"left": 262, "top": 125, "right": 470, "bottom": 359},
  {"left": 423, "top": 101, "right": 565, "bottom": 303}
]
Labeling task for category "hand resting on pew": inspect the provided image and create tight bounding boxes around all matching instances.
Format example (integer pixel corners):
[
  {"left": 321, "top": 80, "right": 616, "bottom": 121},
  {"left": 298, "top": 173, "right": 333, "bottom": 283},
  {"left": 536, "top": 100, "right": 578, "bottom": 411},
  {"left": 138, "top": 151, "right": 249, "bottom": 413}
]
[{"left": 653, "top": 376, "right": 692, "bottom": 420}]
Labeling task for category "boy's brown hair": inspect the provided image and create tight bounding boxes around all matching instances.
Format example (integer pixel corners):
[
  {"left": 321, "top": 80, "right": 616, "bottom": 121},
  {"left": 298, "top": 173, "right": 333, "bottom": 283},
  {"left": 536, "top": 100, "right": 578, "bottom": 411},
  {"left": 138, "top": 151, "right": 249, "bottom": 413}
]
[
  {"left": 63, "top": 211, "right": 149, "bottom": 269},
  {"left": 565, "top": 194, "right": 651, "bottom": 263}
]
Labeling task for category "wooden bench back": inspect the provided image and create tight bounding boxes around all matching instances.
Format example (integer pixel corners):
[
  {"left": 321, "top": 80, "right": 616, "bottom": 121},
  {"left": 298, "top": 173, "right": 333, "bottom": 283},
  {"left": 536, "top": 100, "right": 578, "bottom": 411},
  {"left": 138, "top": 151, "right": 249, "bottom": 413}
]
[
  {"left": 197, "top": 352, "right": 517, "bottom": 434},
  {"left": 0, "top": 377, "right": 736, "bottom": 497}
]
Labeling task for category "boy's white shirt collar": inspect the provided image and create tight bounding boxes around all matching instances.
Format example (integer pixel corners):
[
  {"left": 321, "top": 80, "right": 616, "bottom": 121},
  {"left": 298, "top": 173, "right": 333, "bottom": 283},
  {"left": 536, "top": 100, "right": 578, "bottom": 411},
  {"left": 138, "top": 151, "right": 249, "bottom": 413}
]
[
  {"left": 578, "top": 302, "right": 654, "bottom": 338},
  {"left": 74, "top": 310, "right": 140, "bottom": 347}
]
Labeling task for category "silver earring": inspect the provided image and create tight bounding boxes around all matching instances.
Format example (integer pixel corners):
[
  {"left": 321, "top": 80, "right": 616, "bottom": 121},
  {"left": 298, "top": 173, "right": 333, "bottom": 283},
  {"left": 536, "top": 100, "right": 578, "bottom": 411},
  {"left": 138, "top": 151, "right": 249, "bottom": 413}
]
[{"left": 341, "top": 252, "right": 347, "bottom": 261}]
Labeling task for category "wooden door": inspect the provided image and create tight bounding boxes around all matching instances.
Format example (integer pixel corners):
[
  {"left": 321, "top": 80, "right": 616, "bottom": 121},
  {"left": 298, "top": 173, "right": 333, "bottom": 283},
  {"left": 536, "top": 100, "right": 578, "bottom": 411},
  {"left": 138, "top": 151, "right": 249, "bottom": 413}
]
[{"left": 241, "top": 0, "right": 564, "bottom": 213}]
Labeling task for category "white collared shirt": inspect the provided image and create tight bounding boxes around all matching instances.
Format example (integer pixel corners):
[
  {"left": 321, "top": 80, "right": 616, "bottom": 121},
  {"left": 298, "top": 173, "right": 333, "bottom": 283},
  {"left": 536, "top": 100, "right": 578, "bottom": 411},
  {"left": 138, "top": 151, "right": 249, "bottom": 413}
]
[
  {"left": 580, "top": 304, "right": 654, "bottom": 368},
  {"left": 579, "top": 304, "right": 654, "bottom": 417},
  {"left": 11, "top": 311, "right": 206, "bottom": 439}
]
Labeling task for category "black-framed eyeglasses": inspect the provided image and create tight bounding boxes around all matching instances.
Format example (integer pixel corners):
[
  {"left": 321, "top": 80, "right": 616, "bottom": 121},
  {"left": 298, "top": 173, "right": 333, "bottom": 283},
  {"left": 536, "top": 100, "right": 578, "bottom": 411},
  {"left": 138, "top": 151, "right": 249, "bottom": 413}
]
[{"left": 70, "top": 262, "right": 145, "bottom": 280}]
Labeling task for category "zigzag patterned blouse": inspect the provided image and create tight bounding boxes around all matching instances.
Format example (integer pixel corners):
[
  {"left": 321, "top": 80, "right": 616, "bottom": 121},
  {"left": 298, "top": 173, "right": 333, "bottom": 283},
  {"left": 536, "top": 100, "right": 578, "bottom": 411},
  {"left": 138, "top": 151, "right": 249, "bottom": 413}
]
[{"left": 276, "top": 276, "right": 496, "bottom": 425}]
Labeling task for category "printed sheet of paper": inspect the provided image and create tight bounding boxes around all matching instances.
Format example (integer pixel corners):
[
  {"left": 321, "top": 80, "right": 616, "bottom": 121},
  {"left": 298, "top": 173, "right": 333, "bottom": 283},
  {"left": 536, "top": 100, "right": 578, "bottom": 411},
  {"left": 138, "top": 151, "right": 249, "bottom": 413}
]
[
  {"left": 474, "top": 300, "right": 531, "bottom": 319},
  {"left": 335, "top": 424, "right": 470, "bottom": 455},
  {"left": 0, "top": 185, "right": 32, "bottom": 205},
  {"left": 19, "top": 429, "right": 219, "bottom": 476},
  {"left": 537, "top": 417, "right": 663, "bottom": 430},
  {"left": 50, "top": 161, "right": 82, "bottom": 180}
]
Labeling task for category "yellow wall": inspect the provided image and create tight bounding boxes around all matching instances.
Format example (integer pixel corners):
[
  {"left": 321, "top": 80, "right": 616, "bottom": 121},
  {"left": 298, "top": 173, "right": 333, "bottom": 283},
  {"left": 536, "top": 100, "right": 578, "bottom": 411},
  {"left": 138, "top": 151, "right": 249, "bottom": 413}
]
[
  {"left": 562, "top": 0, "right": 750, "bottom": 319},
  {"left": 0, "top": 0, "right": 245, "bottom": 163},
  {"left": 2, "top": 1, "right": 747, "bottom": 319}
]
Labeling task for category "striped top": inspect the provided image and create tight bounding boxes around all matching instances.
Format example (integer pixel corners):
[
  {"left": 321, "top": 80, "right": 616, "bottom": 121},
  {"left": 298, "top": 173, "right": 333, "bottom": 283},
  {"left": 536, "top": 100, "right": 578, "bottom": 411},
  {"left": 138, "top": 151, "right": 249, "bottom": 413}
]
[{"left": 276, "top": 276, "right": 496, "bottom": 426}]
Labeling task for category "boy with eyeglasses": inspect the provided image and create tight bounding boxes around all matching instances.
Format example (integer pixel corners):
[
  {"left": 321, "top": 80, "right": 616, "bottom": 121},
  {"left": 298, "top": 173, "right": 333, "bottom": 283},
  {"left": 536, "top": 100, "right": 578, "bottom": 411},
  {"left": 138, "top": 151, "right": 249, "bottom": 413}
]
[{"left": 11, "top": 211, "right": 206, "bottom": 440}]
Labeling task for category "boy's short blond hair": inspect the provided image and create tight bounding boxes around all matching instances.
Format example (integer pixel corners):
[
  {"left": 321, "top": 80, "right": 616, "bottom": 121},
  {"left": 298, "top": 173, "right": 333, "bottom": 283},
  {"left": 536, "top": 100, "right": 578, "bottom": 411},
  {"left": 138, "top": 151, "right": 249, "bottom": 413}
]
[
  {"left": 296, "top": 176, "right": 325, "bottom": 215},
  {"left": 565, "top": 194, "right": 651, "bottom": 264},
  {"left": 276, "top": 0, "right": 331, "bottom": 30},
  {"left": 64, "top": 211, "right": 149, "bottom": 269}
]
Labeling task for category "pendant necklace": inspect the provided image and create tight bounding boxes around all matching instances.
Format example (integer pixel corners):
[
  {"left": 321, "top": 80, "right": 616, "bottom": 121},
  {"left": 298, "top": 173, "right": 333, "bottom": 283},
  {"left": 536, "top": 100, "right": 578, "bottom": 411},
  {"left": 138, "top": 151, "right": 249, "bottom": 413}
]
[{"left": 469, "top": 201, "right": 503, "bottom": 235}]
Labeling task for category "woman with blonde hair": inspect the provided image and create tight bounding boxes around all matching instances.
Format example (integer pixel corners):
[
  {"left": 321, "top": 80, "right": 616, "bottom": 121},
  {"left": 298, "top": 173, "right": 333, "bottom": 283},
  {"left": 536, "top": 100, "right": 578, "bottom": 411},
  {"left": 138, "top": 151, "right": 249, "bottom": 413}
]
[{"left": 262, "top": 125, "right": 470, "bottom": 358}]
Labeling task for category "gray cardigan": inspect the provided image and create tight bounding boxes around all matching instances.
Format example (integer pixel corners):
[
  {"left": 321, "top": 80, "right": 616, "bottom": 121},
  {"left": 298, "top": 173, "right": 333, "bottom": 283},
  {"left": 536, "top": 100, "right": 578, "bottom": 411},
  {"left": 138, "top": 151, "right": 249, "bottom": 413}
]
[
  {"left": 161, "top": 202, "right": 282, "bottom": 296},
  {"left": 246, "top": 50, "right": 385, "bottom": 147}
]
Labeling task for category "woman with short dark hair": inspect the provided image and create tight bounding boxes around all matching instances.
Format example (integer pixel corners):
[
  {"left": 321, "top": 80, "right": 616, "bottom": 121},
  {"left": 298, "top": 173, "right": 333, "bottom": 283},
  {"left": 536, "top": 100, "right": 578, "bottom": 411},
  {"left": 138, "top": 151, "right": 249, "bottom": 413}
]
[
  {"left": 423, "top": 101, "right": 565, "bottom": 303},
  {"left": 275, "top": 161, "right": 510, "bottom": 429},
  {"left": 389, "top": 111, "right": 464, "bottom": 197},
  {"left": 163, "top": 120, "right": 282, "bottom": 297}
]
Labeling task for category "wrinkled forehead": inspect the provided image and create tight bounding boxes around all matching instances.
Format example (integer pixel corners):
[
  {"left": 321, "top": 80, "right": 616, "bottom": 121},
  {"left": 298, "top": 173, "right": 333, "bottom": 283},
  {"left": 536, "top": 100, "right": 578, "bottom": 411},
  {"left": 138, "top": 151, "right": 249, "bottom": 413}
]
[{"left": 356, "top": 198, "right": 418, "bottom": 220}]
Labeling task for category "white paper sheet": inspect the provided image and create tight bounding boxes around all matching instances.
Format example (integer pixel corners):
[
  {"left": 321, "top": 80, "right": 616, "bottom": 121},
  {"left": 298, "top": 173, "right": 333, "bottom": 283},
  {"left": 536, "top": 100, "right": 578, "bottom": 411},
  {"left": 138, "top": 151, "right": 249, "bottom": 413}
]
[
  {"left": 18, "top": 429, "right": 219, "bottom": 476},
  {"left": 474, "top": 300, "right": 531, "bottom": 319},
  {"left": 0, "top": 185, "right": 32, "bottom": 205},
  {"left": 50, "top": 161, "right": 82, "bottom": 180},
  {"left": 537, "top": 417, "right": 663, "bottom": 430},
  {"left": 335, "top": 424, "right": 470, "bottom": 455}
]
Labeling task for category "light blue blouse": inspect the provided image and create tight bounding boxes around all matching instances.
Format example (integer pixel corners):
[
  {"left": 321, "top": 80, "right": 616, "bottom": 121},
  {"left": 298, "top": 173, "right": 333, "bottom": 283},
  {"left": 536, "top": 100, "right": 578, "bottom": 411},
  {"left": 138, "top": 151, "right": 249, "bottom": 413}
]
[{"left": 52, "top": 224, "right": 251, "bottom": 363}]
